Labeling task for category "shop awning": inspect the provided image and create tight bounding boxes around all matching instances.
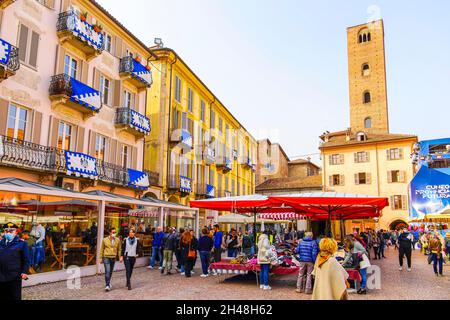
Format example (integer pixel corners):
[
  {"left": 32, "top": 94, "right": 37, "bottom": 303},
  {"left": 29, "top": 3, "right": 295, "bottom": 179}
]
[{"left": 190, "top": 195, "right": 273, "bottom": 214}]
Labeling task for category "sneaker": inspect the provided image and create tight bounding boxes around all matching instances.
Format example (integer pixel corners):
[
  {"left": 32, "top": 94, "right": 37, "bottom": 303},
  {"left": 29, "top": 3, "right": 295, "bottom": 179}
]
[
  {"left": 407, "top": 268, "right": 412, "bottom": 272},
  {"left": 295, "top": 288, "right": 303, "bottom": 293},
  {"left": 191, "top": 271, "right": 195, "bottom": 274},
  {"left": 147, "top": 266, "right": 153, "bottom": 269},
  {"left": 399, "top": 267, "right": 403, "bottom": 271},
  {"left": 263, "top": 286, "right": 272, "bottom": 291},
  {"left": 260, "top": 285, "right": 264, "bottom": 289},
  {"left": 158, "top": 267, "right": 163, "bottom": 270},
  {"left": 200, "top": 274, "right": 209, "bottom": 278},
  {"left": 211, "top": 272, "right": 218, "bottom": 276},
  {"left": 105, "top": 285, "right": 110, "bottom": 292},
  {"left": 180, "top": 272, "right": 185, "bottom": 276},
  {"left": 127, "top": 283, "right": 131, "bottom": 290}
]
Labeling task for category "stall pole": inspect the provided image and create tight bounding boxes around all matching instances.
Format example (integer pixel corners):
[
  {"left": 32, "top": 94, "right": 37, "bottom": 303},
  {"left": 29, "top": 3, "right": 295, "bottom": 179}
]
[
  {"left": 195, "top": 209, "right": 200, "bottom": 239},
  {"left": 253, "top": 209, "right": 257, "bottom": 247},
  {"left": 340, "top": 217, "right": 346, "bottom": 241},
  {"left": 159, "top": 207, "right": 164, "bottom": 229},
  {"left": 96, "top": 200, "right": 106, "bottom": 274},
  {"left": 326, "top": 205, "right": 332, "bottom": 238}
]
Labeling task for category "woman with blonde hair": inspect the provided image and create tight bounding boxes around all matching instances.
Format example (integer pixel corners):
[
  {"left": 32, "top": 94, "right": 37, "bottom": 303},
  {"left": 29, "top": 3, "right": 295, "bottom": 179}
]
[{"left": 312, "top": 238, "right": 349, "bottom": 300}]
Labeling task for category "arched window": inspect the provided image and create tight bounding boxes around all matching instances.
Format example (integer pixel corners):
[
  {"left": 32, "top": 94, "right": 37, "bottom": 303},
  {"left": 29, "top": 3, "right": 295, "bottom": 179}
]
[
  {"left": 358, "top": 28, "right": 371, "bottom": 44},
  {"left": 357, "top": 132, "right": 368, "bottom": 142},
  {"left": 362, "top": 63, "right": 370, "bottom": 76},
  {"left": 363, "top": 91, "right": 371, "bottom": 104},
  {"left": 364, "top": 117, "right": 372, "bottom": 129}
]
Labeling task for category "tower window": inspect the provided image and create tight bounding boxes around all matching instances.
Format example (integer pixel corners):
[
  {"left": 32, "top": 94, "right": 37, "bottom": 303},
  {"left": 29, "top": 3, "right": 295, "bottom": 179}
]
[
  {"left": 358, "top": 29, "right": 371, "bottom": 43},
  {"left": 363, "top": 91, "right": 371, "bottom": 104},
  {"left": 364, "top": 117, "right": 372, "bottom": 129},
  {"left": 362, "top": 63, "right": 370, "bottom": 76},
  {"left": 357, "top": 132, "right": 367, "bottom": 142}
]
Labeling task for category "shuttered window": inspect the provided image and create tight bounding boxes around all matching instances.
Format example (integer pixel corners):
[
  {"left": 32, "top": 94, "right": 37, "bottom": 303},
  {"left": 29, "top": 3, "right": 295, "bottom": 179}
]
[
  {"left": 58, "top": 121, "right": 73, "bottom": 151},
  {"left": 100, "top": 75, "right": 111, "bottom": 105},
  {"left": 64, "top": 54, "right": 78, "bottom": 79},
  {"left": 391, "top": 195, "right": 407, "bottom": 210},
  {"left": 7, "top": 104, "right": 29, "bottom": 140},
  {"left": 188, "top": 88, "right": 194, "bottom": 112},
  {"left": 18, "top": 24, "right": 40, "bottom": 68},
  {"left": 121, "top": 145, "right": 130, "bottom": 167},
  {"left": 200, "top": 100, "right": 205, "bottom": 122},
  {"left": 210, "top": 109, "right": 215, "bottom": 129},
  {"left": 354, "top": 172, "right": 371, "bottom": 185},
  {"left": 175, "top": 76, "right": 182, "bottom": 103},
  {"left": 329, "top": 154, "right": 344, "bottom": 165},
  {"left": 329, "top": 174, "right": 345, "bottom": 186},
  {"left": 388, "top": 170, "right": 405, "bottom": 183},
  {"left": 354, "top": 151, "right": 369, "bottom": 163},
  {"left": 387, "top": 148, "right": 404, "bottom": 160},
  {"left": 95, "top": 134, "right": 107, "bottom": 161}
]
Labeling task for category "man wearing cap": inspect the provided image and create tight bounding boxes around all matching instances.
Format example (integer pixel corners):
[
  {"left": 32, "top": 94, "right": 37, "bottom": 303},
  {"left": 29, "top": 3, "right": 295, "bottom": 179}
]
[{"left": 0, "top": 223, "right": 29, "bottom": 300}]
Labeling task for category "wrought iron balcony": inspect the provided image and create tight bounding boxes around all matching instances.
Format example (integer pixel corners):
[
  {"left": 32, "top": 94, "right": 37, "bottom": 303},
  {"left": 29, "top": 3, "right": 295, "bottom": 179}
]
[
  {"left": 119, "top": 56, "right": 153, "bottom": 91},
  {"left": 115, "top": 108, "right": 151, "bottom": 137},
  {"left": 203, "top": 146, "right": 216, "bottom": 164},
  {"left": 57, "top": 10, "right": 104, "bottom": 60},
  {"left": 0, "top": 39, "right": 20, "bottom": 82},
  {"left": 216, "top": 156, "right": 232, "bottom": 172},
  {"left": 0, "top": 0, "right": 16, "bottom": 9},
  {"left": 195, "top": 183, "right": 215, "bottom": 198},
  {"left": 0, "top": 135, "right": 148, "bottom": 189},
  {"left": 168, "top": 174, "right": 192, "bottom": 194},
  {"left": 49, "top": 74, "right": 101, "bottom": 117},
  {"left": 242, "top": 156, "right": 253, "bottom": 169},
  {"left": 170, "top": 129, "right": 193, "bottom": 150}
]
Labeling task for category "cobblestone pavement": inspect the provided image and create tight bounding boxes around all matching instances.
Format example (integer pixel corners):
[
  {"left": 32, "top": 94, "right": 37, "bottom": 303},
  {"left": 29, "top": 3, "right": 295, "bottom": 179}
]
[{"left": 23, "top": 248, "right": 449, "bottom": 300}]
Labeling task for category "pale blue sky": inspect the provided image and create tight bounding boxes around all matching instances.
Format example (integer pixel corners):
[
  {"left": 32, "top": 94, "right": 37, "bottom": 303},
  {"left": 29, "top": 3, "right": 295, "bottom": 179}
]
[{"left": 98, "top": 0, "right": 450, "bottom": 164}]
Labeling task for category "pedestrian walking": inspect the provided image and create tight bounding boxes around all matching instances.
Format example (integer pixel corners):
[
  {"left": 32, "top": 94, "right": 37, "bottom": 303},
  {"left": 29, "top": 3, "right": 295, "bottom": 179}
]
[
  {"left": 161, "top": 227, "right": 177, "bottom": 275},
  {"left": 120, "top": 228, "right": 142, "bottom": 290},
  {"left": 257, "top": 231, "right": 272, "bottom": 290},
  {"left": 312, "top": 238, "right": 349, "bottom": 300},
  {"left": 198, "top": 228, "right": 214, "bottom": 277},
  {"left": 398, "top": 228, "right": 413, "bottom": 272},
  {"left": 372, "top": 231, "right": 381, "bottom": 260},
  {"left": 295, "top": 232, "right": 318, "bottom": 294},
  {"left": 180, "top": 230, "right": 198, "bottom": 277},
  {"left": 0, "top": 223, "right": 29, "bottom": 300},
  {"left": 148, "top": 226, "right": 164, "bottom": 270},
  {"left": 429, "top": 233, "right": 444, "bottom": 276},
  {"left": 175, "top": 228, "right": 185, "bottom": 274},
  {"left": 99, "top": 227, "right": 122, "bottom": 291}
]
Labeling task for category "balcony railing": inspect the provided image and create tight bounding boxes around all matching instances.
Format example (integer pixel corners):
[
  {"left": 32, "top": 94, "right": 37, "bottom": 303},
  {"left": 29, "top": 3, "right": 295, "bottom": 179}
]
[
  {"left": 0, "top": 135, "right": 147, "bottom": 189},
  {"left": 115, "top": 108, "right": 151, "bottom": 136},
  {"left": 0, "top": 38, "right": 20, "bottom": 81},
  {"left": 57, "top": 10, "right": 104, "bottom": 60},
  {"left": 203, "top": 146, "right": 215, "bottom": 164},
  {"left": 242, "top": 156, "right": 253, "bottom": 169},
  {"left": 168, "top": 174, "right": 192, "bottom": 194},
  {"left": 145, "top": 170, "right": 160, "bottom": 186},
  {"left": 49, "top": 74, "right": 102, "bottom": 116},
  {"left": 216, "top": 156, "right": 232, "bottom": 172},
  {"left": 119, "top": 56, "right": 153, "bottom": 90},
  {"left": 0, "top": 0, "right": 16, "bottom": 9},
  {"left": 195, "top": 183, "right": 215, "bottom": 198}
]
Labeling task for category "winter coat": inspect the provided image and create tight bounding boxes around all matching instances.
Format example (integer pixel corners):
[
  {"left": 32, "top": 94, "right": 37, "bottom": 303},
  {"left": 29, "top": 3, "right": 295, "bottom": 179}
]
[
  {"left": 0, "top": 236, "right": 29, "bottom": 282},
  {"left": 257, "top": 234, "right": 271, "bottom": 265},
  {"left": 397, "top": 232, "right": 413, "bottom": 250},
  {"left": 295, "top": 237, "right": 318, "bottom": 263}
]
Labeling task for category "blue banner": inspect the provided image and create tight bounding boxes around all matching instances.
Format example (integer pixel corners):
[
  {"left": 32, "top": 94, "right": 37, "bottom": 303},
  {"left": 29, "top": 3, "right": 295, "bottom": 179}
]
[
  {"left": 128, "top": 169, "right": 149, "bottom": 190},
  {"left": 130, "top": 109, "right": 151, "bottom": 134},
  {"left": 65, "top": 151, "right": 98, "bottom": 178},
  {"left": 206, "top": 184, "right": 215, "bottom": 198},
  {"left": 131, "top": 59, "right": 153, "bottom": 87},
  {"left": 70, "top": 77, "right": 102, "bottom": 112},
  {"left": 409, "top": 166, "right": 450, "bottom": 218},
  {"left": 0, "top": 38, "right": 12, "bottom": 65}
]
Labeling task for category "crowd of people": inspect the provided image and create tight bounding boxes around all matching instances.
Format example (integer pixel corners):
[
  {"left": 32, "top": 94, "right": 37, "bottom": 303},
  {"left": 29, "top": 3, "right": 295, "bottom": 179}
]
[{"left": 1, "top": 220, "right": 449, "bottom": 300}]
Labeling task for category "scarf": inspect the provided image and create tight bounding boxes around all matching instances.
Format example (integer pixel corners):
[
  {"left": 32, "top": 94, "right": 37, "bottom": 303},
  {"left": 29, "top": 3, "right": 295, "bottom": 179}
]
[
  {"left": 317, "top": 251, "right": 333, "bottom": 268},
  {"left": 128, "top": 237, "right": 136, "bottom": 246}
]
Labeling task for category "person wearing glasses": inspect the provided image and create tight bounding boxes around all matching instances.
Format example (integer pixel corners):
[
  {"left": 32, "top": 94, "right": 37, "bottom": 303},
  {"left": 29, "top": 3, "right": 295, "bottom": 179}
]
[
  {"left": 100, "top": 227, "right": 122, "bottom": 292},
  {"left": 0, "top": 223, "right": 29, "bottom": 300}
]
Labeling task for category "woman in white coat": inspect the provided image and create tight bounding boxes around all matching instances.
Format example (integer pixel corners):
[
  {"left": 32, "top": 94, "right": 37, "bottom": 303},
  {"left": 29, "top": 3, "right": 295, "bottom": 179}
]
[{"left": 257, "top": 232, "right": 272, "bottom": 290}]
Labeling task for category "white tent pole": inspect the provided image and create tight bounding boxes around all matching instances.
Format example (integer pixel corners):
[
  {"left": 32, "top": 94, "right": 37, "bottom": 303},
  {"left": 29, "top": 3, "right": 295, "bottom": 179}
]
[{"left": 96, "top": 200, "right": 106, "bottom": 274}]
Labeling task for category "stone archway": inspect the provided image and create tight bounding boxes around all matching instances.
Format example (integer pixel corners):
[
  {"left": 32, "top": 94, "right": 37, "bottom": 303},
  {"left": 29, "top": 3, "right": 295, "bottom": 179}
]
[
  {"left": 143, "top": 192, "right": 158, "bottom": 200},
  {"left": 389, "top": 219, "right": 409, "bottom": 231},
  {"left": 167, "top": 195, "right": 180, "bottom": 204}
]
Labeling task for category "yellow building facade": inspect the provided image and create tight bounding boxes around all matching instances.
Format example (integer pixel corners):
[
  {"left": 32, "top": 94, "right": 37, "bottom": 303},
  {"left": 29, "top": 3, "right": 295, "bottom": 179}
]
[
  {"left": 320, "top": 20, "right": 418, "bottom": 233},
  {"left": 145, "top": 48, "right": 257, "bottom": 227}
]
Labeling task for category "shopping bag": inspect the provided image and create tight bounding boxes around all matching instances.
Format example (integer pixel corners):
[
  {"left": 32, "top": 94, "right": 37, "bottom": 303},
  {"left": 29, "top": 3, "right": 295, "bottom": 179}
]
[{"left": 359, "top": 253, "right": 371, "bottom": 269}]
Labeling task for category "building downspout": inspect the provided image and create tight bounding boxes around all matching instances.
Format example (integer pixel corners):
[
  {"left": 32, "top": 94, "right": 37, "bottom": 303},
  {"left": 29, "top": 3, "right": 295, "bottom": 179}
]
[{"left": 165, "top": 55, "right": 178, "bottom": 200}]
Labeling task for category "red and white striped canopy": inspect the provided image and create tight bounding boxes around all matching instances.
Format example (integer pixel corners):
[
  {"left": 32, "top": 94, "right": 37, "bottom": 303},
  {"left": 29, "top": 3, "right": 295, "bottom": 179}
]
[
  {"left": 258, "top": 212, "right": 307, "bottom": 220},
  {"left": 128, "top": 209, "right": 159, "bottom": 218}
]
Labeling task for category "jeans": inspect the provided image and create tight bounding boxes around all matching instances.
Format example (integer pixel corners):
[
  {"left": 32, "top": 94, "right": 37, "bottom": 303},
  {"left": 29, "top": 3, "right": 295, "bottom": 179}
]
[
  {"left": 227, "top": 248, "right": 237, "bottom": 258},
  {"left": 175, "top": 250, "right": 182, "bottom": 269},
  {"left": 359, "top": 268, "right": 367, "bottom": 289},
  {"left": 199, "top": 251, "right": 211, "bottom": 275},
  {"left": 399, "top": 247, "right": 412, "bottom": 268},
  {"left": 124, "top": 256, "right": 136, "bottom": 285},
  {"left": 296, "top": 261, "right": 314, "bottom": 292},
  {"left": 185, "top": 258, "right": 194, "bottom": 277},
  {"left": 162, "top": 250, "right": 174, "bottom": 272},
  {"left": 259, "top": 264, "right": 270, "bottom": 286},
  {"left": 150, "top": 246, "right": 162, "bottom": 267},
  {"left": 431, "top": 253, "right": 443, "bottom": 275},
  {"left": 213, "top": 247, "right": 222, "bottom": 262},
  {"left": 103, "top": 257, "right": 116, "bottom": 286}
]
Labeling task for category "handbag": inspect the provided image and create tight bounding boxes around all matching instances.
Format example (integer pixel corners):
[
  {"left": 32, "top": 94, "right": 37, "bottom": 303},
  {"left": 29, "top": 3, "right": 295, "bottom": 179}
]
[{"left": 188, "top": 241, "right": 196, "bottom": 259}]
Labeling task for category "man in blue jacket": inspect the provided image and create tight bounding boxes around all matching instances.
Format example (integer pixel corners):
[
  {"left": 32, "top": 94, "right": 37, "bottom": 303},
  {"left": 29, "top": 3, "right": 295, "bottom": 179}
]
[
  {"left": 295, "top": 232, "right": 318, "bottom": 294},
  {"left": 148, "top": 226, "right": 165, "bottom": 270},
  {"left": 0, "top": 223, "right": 29, "bottom": 300}
]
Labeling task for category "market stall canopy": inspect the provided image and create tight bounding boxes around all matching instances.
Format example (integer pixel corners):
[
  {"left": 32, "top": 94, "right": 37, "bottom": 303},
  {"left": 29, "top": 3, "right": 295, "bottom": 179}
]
[
  {"left": 216, "top": 213, "right": 276, "bottom": 224},
  {"left": 269, "top": 192, "right": 389, "bottom": 220},
  {"left": 190, "top": 195, "right": 288, "bottom": 214}
]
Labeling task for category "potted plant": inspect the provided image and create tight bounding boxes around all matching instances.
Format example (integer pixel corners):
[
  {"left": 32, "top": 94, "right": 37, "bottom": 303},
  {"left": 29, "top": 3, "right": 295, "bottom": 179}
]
[
  {"left": 135, "top": 56, "right": 142, "bottom": 63},
  {"left": 146, "top": 65, "right": 151, "bottom": 71},
  {"left": 93, "top": 23, "right": 103, "bottom": 33},
  {"left": 80, "top": 11, "right": 88, "bottom": 22}
]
